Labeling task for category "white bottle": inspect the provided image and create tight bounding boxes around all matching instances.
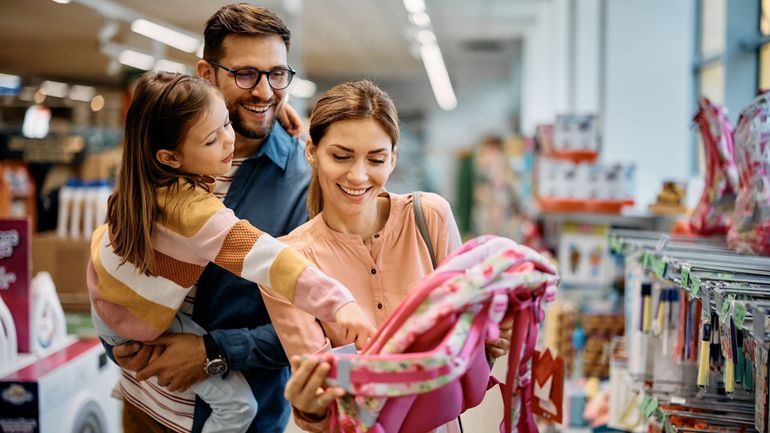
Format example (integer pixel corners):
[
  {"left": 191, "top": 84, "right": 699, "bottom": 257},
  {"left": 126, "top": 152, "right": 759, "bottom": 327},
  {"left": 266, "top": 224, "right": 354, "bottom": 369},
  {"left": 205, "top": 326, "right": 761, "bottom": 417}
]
[
  {"left": 82, "top": 180, "right": 97, "bottom": 239},
  {"left": 68, "top": 179, "right": 84, "bottom": 240},
  {"left": 57, "top": 179, "right": 76, "bottom": 238},
  {"left": 29, "top": 272, "right": 67, "bottom": 355},
  {"left": 0, "top": 294, "right": 17, "bottom": 374},
  {"left": 95, "top": 180, "right": 113, "bottom": 227}
]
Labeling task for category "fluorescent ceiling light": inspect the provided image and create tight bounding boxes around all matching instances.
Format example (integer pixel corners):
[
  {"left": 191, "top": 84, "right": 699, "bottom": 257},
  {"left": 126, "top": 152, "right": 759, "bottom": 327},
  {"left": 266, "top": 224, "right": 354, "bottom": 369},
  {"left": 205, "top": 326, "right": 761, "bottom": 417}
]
[
  {"left": 131, "top": 19, "right": 200, "bottom": 53},
  {"left": 289, "top": 77, "right": 317, "bottom": 99},
  {"left": 409, "top": 12, "right": 431, "bottom": 27},
  {"left": 154, "top": 59, "right": 187, "bottom": 74},
  {"left": 415, "top": 29, "right": 436, "bottom": 45},
  {"left": 419, "top": 44, "right": 457, "bottom": 111},
  {"left": 68, "top": 85, "right": 96, "bottom": 102},
  {"left": 50, "top": 0, "right": 71, "bottom": 3},
  {"left": 40, "top": 80, "right": 69, "bottom": 98},
  {"left": 118, "top": 49, "right": 155, "bottom": 70},
  {"left": 402, "top": 0, "right": 426, "bottom": 14}
]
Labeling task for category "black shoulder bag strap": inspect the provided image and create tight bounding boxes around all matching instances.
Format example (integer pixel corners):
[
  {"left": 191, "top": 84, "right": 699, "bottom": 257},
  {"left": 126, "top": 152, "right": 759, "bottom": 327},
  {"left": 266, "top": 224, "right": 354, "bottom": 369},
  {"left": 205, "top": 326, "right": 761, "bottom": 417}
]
[{"left": 412, "top": 191, "right": 464, "bottom": 433}]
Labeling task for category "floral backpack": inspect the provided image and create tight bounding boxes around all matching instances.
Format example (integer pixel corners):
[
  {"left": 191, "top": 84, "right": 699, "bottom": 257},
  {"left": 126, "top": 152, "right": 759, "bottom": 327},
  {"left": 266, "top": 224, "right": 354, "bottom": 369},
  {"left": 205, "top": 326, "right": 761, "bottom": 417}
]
[
  {"left": 306, "top": 235, "right": 558, "bottom": 433},
  {"left": 689, "top": 96, "right": 738, "bottom": 235}
]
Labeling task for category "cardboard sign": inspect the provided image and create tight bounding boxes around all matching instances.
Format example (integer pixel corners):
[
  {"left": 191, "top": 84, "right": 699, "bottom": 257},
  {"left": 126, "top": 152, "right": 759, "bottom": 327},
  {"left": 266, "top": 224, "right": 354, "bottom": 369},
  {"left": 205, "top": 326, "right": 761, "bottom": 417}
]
[
  {"left": 0, "top": 218, "right": 31, "bottom": 353},
  {"left": 532, "top": 348, "right": 564, "bottom": 423}
]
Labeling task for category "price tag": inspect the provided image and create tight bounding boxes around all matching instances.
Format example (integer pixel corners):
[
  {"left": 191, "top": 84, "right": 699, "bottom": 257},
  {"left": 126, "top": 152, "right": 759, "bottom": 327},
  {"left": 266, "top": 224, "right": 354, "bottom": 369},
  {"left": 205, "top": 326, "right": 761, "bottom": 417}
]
[
  {"left": 655, "top": 258, "right": 667, "bottom": 278},
  {"left": 641, "top": 396, "right": 658, "bottom": 418},
  {"left": 641, "top": 252, "right": 653, "bottom": 269},
  {"left": 691, "top": 277, "right": 701, "bottom": 297},
  {"left": 680, "top": 264, "right": 690, "bottom": 288},
  {"left": 733, "top": 301, "right": 747, "bottom": 330}
]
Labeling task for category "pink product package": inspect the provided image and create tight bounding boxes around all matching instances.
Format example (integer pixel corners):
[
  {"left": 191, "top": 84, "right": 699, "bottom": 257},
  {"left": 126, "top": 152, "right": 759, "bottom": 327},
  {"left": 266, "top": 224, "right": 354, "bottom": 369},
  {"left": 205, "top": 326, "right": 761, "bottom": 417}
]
[
  {"left": 727, "top": 92, "right": 770, "bottom": 255},
  {"left": 689, "top": 97, "right": 738, "bottom": 235}
]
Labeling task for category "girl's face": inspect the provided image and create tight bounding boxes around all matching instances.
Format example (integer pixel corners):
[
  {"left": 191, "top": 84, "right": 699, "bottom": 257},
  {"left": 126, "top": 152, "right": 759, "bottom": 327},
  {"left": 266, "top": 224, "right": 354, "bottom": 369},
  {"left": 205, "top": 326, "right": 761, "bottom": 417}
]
[
  {"left": 308, "top": 118, "right": 396, "bottom": 219},
  {"left": 159, "top": 93, "right": 236, "bottom": 177}
]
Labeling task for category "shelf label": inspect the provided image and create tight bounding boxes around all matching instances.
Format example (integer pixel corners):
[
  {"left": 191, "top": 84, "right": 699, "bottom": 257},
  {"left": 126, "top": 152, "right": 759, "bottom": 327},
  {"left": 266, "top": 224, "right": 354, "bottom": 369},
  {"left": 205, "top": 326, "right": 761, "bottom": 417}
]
[
  {"left": 690, "top": 277, "right": 701, "bottom": 297},
  {"left": 733, "top": 301, "right": 747, "bottom": 330}
]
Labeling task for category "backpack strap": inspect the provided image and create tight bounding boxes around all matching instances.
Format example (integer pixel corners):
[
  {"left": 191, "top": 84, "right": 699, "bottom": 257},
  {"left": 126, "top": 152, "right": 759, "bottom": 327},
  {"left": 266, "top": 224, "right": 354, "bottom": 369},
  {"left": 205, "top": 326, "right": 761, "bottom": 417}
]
[{"left": 413, "top": 191, "right": 438, "bottom": 269}]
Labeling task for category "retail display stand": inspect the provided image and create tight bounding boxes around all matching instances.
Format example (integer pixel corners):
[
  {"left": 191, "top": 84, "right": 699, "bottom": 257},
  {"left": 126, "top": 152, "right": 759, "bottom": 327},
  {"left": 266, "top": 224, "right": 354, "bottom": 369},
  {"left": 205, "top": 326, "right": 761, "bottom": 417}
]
[{"left": 609, "top": 229, "right": 770, "bottom": 433}]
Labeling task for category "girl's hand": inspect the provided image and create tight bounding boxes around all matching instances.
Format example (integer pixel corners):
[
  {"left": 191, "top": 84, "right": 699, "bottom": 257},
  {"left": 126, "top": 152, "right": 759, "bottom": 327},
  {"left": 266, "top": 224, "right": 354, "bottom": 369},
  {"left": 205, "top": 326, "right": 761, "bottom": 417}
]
[
  {"left": 334, "top": 302, "right": 377, "bottom": 350},
  {"left": 277, "top": 103, "right": 303, "bottom": 137},
  {"left": 284, "top": 355, "right": 344, "bottom": 417}
]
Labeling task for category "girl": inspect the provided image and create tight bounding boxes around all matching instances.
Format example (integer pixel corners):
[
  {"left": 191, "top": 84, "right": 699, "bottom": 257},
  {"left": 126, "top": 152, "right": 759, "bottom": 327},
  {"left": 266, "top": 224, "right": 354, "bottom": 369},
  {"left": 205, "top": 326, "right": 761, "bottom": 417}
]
[
  {"left": 260, "top": 80, "right": 513, "bottom": 432},
  {"left": 87, "top": 71, "right": 375, "bottom": 433}
]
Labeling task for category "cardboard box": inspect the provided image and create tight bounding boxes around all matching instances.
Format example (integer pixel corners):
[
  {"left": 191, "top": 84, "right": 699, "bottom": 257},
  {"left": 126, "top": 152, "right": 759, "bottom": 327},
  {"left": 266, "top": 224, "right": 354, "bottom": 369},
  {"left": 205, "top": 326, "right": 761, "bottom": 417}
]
[{"left": 31, "top": 232, "right": 90, "bottom": 312}]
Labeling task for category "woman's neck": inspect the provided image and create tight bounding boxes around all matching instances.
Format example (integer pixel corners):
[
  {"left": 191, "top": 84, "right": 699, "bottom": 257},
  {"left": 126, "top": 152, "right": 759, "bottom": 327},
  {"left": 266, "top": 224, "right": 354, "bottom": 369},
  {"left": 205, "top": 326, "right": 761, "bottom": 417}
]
[{"left": 321, "top": 194, "right": 390, "bottom": 239}]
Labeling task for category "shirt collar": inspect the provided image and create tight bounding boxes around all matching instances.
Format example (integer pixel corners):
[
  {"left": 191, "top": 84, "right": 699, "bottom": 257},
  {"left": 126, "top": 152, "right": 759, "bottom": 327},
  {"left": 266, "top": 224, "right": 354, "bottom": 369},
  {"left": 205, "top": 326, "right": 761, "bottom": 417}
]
[{"left": 252, "top": 121, "right": 292, "bottom": 171}]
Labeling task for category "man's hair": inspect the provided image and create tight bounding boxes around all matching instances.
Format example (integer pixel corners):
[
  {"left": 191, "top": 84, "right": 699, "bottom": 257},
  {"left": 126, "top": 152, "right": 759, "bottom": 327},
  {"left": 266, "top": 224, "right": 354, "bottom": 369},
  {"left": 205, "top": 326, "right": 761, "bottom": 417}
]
[{"left": 203, "top": 3, "right": 291, "bottom": 61}]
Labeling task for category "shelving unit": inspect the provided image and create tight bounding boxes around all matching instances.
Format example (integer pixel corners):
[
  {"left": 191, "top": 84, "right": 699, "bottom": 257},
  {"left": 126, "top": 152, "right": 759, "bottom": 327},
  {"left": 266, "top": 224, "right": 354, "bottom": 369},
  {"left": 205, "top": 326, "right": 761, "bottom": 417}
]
[{"left": 608, "top": 229, "right": 770, "bottom": 433}]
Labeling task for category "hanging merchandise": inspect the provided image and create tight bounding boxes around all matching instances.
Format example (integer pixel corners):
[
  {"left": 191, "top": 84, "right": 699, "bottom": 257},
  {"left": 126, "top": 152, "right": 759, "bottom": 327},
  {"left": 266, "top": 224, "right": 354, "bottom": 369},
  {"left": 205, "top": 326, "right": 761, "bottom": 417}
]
[
  {"left": 728, "top": 91, "right": 770, "bottom": 255},
  {"left": 306, "top": 235, "right": 558, "bottom": 433},
  {"left": 689, "top": 97, "right": 738, "bottom": 235}
]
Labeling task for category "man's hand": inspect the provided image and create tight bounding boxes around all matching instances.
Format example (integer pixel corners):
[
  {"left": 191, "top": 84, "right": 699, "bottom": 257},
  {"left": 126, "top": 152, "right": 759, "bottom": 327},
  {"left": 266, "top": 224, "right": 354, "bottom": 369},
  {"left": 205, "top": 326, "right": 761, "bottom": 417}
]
[
  {"left": 278, "top": 103, "right": 304, "bottom": 138},
  {"left": 135, "top": 333, "right": 208, "bottom": 392},
  {"left": 113, "top": 342, "right": 154, "bottom": 372}
]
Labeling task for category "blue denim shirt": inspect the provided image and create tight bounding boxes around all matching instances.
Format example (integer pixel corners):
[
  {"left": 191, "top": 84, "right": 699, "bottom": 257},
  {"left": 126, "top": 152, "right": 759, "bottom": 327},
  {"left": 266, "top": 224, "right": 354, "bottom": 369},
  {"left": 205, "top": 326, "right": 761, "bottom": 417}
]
[{"left": 191, "top": 122, "right": 310, "bottom": 433}]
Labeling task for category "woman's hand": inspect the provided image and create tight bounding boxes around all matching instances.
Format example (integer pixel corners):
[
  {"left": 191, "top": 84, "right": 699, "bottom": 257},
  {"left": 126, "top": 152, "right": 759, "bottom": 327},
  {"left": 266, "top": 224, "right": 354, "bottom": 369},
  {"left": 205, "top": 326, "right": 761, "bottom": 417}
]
[
  {"left": 277, "top": 103, "right": 304, "bottom": 137},
  {"left": 285, "top": 356, "right": 344, "bottom": 418},
  {"left": 335, "top": 302, "right": 377, "bottom": 350},
  {"left": 485, "top": 317, "right": 513, "bottom": 361}
]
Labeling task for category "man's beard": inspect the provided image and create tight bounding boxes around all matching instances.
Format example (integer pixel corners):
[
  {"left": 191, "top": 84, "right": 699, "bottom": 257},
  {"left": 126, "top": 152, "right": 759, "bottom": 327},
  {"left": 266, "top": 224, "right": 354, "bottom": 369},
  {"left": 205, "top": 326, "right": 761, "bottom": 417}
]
[{"left": 230, "top": 108, "right": 275, "bottom": 140}]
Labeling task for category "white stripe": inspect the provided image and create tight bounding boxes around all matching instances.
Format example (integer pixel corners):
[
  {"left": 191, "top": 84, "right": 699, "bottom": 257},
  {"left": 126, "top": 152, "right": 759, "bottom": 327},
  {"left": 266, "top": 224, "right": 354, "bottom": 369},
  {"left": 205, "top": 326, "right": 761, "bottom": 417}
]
[
  {"left": 241, "top": 233, "right": 286, "bottom": 287},
  {"left": 120, "top": 375, "right": 194, "bottom": 432},
  {"left": 98, "top": 233, "right": 192, "bottom": 309}
]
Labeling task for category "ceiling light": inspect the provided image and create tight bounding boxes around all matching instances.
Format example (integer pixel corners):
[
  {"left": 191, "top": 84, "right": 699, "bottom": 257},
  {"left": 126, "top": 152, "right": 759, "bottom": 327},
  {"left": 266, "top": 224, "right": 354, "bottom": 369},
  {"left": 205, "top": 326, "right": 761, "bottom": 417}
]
[
  {"left": 416, "top": 29, "right": 437, "bottom": 45},
  {"left": 50, "top": 0, "right": 71, "bottom": 3},
  {"left": 118, "top": 49, "right": 155, "bottom": 71},
  {"left": 409, "top": 12, "right": 431, "bottom": 27},
  {"left": 40, "top": 80, "right": 69, "bottom": 98},
  {"left": 420, "top": 44, "right": 457, "bottom": 111},
  {"left": 131, "top": 19, "right": 201, "bottom": 53},
  {"left": 154, "top": 59, "right": 187, "bottom": 74},
  {"left": 402, "top": 0, "right": 426, "bottom": 14},
  {"left": 289, "top": 77, "right": 317, "bottom": 99},
  {"left": 68, "top": 85, "right": 96, "bottom": 102}
]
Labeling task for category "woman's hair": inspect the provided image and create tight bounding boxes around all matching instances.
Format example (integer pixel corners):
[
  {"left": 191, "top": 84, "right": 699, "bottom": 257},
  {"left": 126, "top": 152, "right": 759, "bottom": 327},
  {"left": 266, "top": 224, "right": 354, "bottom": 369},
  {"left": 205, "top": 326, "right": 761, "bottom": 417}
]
[
  {"left": 108, "top": 70, "right": 218, "bottom": 275},
  {"left": 306, "top": 80, "right": 400, "bottom": 218}
]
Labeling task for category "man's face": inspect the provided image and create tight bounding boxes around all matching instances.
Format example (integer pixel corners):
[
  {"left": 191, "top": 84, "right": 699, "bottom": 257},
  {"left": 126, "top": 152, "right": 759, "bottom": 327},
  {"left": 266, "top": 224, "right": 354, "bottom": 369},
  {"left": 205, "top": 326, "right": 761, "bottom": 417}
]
[{"left": 209, "top": 35, "right": 289, "bottom": 143}]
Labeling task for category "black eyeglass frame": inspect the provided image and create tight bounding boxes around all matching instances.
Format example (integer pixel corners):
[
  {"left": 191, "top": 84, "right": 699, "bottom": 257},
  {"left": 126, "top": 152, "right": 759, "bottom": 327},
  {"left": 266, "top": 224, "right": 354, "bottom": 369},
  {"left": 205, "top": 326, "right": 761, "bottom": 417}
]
[{"left": 207, "top": 60, "right": 296, "bottom": 90}]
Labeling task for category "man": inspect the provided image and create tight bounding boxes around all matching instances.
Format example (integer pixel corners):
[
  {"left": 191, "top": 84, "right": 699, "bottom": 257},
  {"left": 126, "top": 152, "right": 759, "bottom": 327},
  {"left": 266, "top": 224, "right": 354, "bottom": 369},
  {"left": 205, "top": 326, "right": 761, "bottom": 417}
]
[{"left": 112, "top": 4, "right": 310, "bottom": 433}]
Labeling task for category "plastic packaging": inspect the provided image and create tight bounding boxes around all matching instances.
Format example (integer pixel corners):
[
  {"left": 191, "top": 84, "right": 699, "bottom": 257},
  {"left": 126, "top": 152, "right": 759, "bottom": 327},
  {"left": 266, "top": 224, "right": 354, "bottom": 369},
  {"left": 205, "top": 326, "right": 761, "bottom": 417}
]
[
  {"left": 68, "top": 179, "right": 84, "bottom": 240},
  {"left": 29, "top": 271, "right": 67, "bottom": 355},
  {"left": 0, "top": 294, "right": 17, "bottom": 374},
  {"left": 56, "top": 178, "right": 77, "bottom": 238},
  {"left": 82, "top": 180, "right": 97, "bottom": 239}
]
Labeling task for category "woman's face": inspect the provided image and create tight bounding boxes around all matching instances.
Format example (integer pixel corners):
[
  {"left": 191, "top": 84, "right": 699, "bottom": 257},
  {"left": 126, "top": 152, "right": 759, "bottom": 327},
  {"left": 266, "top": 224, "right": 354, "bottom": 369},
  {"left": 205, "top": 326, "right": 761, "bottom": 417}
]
[{"left": 308, "top": 118, "right": 396, "bottom": 219}]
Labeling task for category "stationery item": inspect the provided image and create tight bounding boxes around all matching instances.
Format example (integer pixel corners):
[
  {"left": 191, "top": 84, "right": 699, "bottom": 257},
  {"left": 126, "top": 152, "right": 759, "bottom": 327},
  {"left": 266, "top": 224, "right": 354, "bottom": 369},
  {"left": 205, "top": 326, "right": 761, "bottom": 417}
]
[
  {"left": 642, "top": 283, "right": 652, "bottom": 333},
  {"left": 698, "top": 323, "right": 711, "bottom": 389}
]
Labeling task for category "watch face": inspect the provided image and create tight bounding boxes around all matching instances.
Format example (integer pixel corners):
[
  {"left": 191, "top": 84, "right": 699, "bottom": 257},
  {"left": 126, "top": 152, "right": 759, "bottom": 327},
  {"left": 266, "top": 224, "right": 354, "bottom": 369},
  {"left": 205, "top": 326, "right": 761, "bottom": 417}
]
[{"left": 205, "top": 358, "right": 228, "bottom": 376}]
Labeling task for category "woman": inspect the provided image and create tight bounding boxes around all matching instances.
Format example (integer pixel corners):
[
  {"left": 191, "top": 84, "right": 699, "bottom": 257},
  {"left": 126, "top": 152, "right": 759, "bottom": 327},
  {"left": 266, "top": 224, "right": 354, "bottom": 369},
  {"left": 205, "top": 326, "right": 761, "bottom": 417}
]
[{"left": 262, "top": 80, "right": 512, "bottom": 432}]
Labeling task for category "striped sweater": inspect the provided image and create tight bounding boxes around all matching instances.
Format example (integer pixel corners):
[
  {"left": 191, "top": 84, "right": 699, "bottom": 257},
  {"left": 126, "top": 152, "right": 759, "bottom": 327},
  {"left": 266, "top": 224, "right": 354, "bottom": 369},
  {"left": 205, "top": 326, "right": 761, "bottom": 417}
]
[{"left": 87, "top": 179, "right": 354, "bottom": 342}]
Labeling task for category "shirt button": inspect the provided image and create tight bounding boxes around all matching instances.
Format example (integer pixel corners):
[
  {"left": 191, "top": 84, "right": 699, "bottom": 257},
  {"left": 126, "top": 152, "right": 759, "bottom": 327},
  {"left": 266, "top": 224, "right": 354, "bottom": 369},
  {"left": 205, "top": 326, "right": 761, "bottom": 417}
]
[
  {"left": 371, "top": 268, "right": 377, "bottom": 275},
  {"left": 373, "top": 234, "right": 380, "bottom": 238},
  {"left": 377, "top": 303, "right": 383, "bottom": 309}
]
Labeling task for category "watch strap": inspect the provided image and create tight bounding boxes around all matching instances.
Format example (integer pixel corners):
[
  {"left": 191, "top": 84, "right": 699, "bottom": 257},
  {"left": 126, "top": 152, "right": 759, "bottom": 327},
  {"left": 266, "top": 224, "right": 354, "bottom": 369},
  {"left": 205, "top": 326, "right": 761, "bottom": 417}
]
[{"left": 202, "top": 333, "right": 224, "bottom": 361}]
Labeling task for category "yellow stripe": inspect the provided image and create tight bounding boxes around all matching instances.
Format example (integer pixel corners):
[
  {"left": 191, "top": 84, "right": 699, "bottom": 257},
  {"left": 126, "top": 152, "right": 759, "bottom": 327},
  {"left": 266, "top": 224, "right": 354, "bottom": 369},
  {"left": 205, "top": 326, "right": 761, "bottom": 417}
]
[
  {"left": 156, "top": 183, "right": 225, "bottom": 237},
  {"left": 91, "top": 227, "right": 176, "bottom": 334},
  {"left": 268, "top": 247, "right": 310, "bottom": 303}
]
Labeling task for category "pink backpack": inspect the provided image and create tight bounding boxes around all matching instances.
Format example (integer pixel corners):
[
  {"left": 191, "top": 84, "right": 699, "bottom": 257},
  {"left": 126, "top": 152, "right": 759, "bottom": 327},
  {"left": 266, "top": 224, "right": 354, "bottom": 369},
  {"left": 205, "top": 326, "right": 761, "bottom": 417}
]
[
  {"left": 689, "top": 96, "right": 738, "bottom": 235},
  {"left": 307, "top": 235, "right": 558, "bottom": 433}
]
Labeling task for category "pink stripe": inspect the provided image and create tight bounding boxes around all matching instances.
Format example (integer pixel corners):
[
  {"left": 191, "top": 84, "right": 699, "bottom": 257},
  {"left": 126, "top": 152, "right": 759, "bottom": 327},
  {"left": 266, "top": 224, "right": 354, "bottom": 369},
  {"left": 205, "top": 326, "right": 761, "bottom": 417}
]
[
  {"left": 293, "top": 266, "right": 355, "bottom": 323},
  {"left": 88, "top": 260, "right": 163, "bottom": 341},
  {"left": 153, "top": 208, "right": 239, "bottom": 265}
]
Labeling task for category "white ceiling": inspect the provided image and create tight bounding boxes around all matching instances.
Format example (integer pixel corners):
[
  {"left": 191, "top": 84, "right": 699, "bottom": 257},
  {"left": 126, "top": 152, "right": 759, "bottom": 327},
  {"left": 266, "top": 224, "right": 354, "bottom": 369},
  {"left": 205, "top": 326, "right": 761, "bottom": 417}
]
[{"left": 0, "top": 0, "right": 544, "bottom": 113}]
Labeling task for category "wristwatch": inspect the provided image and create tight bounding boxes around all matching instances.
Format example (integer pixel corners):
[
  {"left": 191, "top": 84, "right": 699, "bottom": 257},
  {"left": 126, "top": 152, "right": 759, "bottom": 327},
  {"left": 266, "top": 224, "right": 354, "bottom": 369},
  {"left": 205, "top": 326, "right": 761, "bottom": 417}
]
[{"left": 202, "top": 333, "right": 228, "bottom": 377}]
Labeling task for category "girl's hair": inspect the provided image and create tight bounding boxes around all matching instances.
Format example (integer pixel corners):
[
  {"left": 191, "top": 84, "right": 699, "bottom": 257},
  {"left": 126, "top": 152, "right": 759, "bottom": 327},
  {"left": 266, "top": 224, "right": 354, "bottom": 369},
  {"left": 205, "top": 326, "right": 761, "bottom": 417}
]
[
  {"left": 108, "top": 70, "right": 218, "bottom": 275},
  {"left": 306, "top": 80, "right": 399, "bottom": 218}
]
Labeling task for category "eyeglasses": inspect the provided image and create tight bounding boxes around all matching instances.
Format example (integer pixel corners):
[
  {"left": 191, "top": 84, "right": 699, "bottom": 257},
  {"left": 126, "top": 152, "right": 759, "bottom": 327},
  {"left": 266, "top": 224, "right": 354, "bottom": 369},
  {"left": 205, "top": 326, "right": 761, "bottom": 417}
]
[{"left": 207, "top": 60, "right": 296, "bottom": 90}]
